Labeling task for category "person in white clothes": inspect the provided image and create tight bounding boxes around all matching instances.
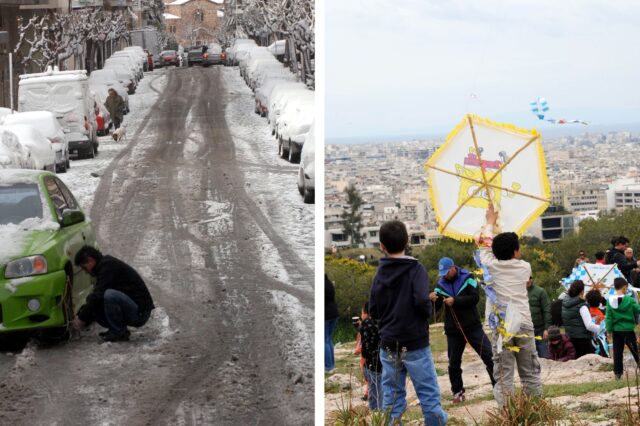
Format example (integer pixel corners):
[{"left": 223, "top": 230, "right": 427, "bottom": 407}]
[{"left": 475, "top": 204, "right": 542, "bottom": 407}]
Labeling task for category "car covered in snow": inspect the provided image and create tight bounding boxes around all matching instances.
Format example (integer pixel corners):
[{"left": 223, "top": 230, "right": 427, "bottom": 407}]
[
  {"left": 254, "top": 76, "right": 297, "bottom": 117},
  {"left": 0, "top": 169, "right": 97, "bottom": 336},
  {"left": 111, "top": 51, "right": 144, "bottom": 80},
  {"left": 0, "top": 125, "right": 56, "bottom": 172},
  {"left": 267, "top": 83, "right": 308, "bottom": 134},
  {"left": 276, "top": 91, "right": 314, "bottom": 163},
  {"left": 297, "top": 121, "right": 314, "bottom": 204},
  {"left": 226, "top": 39, "right": 257, "bottom": 66},
  {"left": 102, "top": 61, "right": 137, "bottom": 94},
  {"left": 88, "top": 69, "right": 130, "bottom": 113},
  {"left": 0, "top": 129, "right": 36, "bottom": 170},
  {"left": 3, "top": 111, "right": 70, "bottom": 172},
  {"left": 17, "top": 70, "right": 98, "bottom": 163}
]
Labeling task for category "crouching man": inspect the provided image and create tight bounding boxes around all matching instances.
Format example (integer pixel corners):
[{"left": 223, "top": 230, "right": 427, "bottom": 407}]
[{"left": 70, "top": 246, "right": 155, "bottom": 342}]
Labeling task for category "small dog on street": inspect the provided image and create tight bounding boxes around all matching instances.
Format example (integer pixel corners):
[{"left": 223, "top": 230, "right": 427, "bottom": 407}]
[{"left": 112, "top": 125, "right": 127, "bottom": 142}]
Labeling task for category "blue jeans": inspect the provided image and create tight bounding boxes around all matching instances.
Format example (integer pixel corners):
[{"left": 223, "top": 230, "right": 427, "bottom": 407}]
[
  {"left": 380, "top": 346, "right": 448, "bottom": 425},
  {"left": 325, "top": 318, "right": 338, "bottom": 371},
  {"left": 534, "top": 328, "right": 548, "bottom": 359},
  {"left": 96, "top": 289, "right": 151, "bottom": 335},
  {"left": 364, "top": 367, "right": 383, "bottom": 410}
]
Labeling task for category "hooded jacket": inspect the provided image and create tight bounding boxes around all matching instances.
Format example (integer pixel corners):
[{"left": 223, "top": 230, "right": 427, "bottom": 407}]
[
  {"left": 434, "top": 267, "right": 482, "bottom": 335},
  {"left": 605, "top": 294, "right": 640, "bottom": 333},
  {"left": 548, "top": 334, "right": 576, "bottom": 362},
  {"left": 369, "top": 257, "right": 431, "bottom": 351}
]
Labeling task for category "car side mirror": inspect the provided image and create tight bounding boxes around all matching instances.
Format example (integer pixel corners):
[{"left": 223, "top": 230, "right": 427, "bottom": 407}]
[{"left": 61, "top": 209, "right": 85, "bottom": 227}]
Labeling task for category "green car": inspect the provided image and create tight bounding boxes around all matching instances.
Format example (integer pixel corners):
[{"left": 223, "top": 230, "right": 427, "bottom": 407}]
[{"left": 0, "top": 170, "right": 96, "bottom": 334}]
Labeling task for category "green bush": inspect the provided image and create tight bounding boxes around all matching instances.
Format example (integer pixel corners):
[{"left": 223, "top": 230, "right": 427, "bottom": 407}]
[{"left": 326, "top": 256, "right": 376, "bottom": 321}]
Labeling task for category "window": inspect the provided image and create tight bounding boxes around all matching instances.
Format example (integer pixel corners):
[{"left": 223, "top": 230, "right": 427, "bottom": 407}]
[
  {"left": 55, "top": 178, "right": 79, "bottom": 210},
  {"left": 44, "top": 177, "right": 69, "bottom": 221}
]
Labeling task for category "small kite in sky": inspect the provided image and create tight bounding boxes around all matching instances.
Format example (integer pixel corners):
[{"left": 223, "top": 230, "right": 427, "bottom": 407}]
[{"left": 530, "top": 97, "right": 588, "bottom": 125}]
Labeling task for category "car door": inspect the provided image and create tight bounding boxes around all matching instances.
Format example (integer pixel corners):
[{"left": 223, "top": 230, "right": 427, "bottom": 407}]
[{"left": 43, "top": 176, "right": 96, "bottom": 310}]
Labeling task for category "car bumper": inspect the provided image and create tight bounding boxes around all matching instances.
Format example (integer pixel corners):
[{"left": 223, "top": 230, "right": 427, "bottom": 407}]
[
  {"left": 0, "top": 269, "right": 67, "bottom": 332},
  {"left": 69, "top": 138, "right": 91, "bottom": 155}
]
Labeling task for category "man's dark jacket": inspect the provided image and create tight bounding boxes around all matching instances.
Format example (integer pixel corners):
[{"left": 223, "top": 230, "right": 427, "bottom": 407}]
[
  {"left": 609, "top": 248, "right": 636, "bottom": 280},
  {"left": 77, "top": 255, "right": 155, "bottom": 323},
  {"left": 369, "top": 257, "right": 431, "bottom": 352},
  {"left": 325, "top": 275, "right": 339, "bottom": 321},
  {"left": 434, "top": 267, "right": 482, "bottom": 335}
]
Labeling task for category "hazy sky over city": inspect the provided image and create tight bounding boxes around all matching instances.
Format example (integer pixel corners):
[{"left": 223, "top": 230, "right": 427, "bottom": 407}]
[{"left": 326, "top": 1, "right": 640, "bottom": 142}]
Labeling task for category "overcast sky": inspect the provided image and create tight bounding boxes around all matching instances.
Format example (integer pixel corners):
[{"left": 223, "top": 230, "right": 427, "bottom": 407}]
[{"left": 326, "top": 1, "right": 640, "bottom": 142}]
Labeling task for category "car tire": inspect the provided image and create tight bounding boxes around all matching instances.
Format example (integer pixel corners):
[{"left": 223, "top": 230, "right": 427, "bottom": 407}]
[
  {"left": 278, "top": 138, "right": 288, "bottom": 159},
  {"left": 288, "top": 142, "right": 299, "bottom": 163},
  {"left": 39, "top": 272, "right": 73, "bottom": 343},
  {"left": 66, "top": 153, "right": 71, "bottom": 170},
  {"left": 58, "top": 159, "right": 67, "bottom": 173},
  {"left": 303, "top": 187, "right": 314, "bottom": 204},
  {"left": 298, "top": 169, "right": 304, "bottom": 196}
]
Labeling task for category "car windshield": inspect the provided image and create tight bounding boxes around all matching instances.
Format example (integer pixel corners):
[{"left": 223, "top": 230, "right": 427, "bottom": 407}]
[{"left": 0, "top": 183, "right": 43, "bottom": 225}]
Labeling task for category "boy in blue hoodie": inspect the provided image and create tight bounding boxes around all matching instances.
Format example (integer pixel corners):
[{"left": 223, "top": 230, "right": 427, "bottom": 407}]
[{"left": 369, "top": 220, "right": 448, "bottom": 426}]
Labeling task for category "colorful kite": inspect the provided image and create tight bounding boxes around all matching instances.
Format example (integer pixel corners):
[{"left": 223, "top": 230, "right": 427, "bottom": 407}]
[
  {"left": 530, "top": 97, "right": 588, "bottom": 125},
  {"left": 425, "top": 114, "right": 550, "bottom": 241}
]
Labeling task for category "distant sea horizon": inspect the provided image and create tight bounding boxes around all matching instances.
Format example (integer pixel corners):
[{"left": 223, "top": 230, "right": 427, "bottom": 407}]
[{"left": 326, "top": 121, "right": 640, "bottom": 145}]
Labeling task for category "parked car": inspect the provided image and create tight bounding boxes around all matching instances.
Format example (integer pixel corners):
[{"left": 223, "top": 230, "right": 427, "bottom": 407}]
[
  {"left": 111, "top": 51, "right": 144, "bottom": 80},
  {"left": 0, "top": 169, "right": 97, "bottom": 337},
  {"left": 160, "top": 50, "right": 179, "bottom": 67},
  {"left": 0, "top": 124, "right": 56, "bottom": 172},
  {"left": 226, "top": 39, "right": 257, "bottom": 66},
  {"left": 297, "top": 122, "right": 314, "bottom": 204},
  {"left": 105, "top": 57, "right": 140, "bottom": 85},
  {"left": 0, "top": 128, "right": 36, "bottom": 170},
  {"left": 277, "top": 91, "right": 314, "bottom": 163},
  {"left": 267, "top": 83, "right": 308, "bottom": 133},
  {"left": 122, "top": 46, "right": 148, "bottom": 71},
  {"left": 102, "top": 62, "right": 137, "bottom": 94},
  {"left": 202, "top": 43, "right": 225, "bottom": 67},
  {"left": 255, "top": 76, "right": 297, "bottom": 117},
  {"left": 17, "top": 69, "right": 98, "bottom": 164},
  {"left": 88, "top": 69, "right": 130, "bottom": 113},
  {"left": 3, "top": 111, "right": 70, "bottom": 172}
]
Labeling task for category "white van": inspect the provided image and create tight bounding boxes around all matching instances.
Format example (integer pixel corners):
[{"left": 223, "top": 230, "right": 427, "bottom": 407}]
[{"left": 18, "top": 67, "right": 98, "bottom": 160}]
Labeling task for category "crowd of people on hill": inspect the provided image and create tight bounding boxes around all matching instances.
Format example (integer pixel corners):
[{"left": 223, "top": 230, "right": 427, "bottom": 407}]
[{"left": 325, "top": 209, "right": 640, "bottom": 425}]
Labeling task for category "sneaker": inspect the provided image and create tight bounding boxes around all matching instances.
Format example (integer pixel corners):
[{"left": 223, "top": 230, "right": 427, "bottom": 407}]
[
  {"left": 452, "top": 390, "right": 465, "bottom": 404},
  {"left": 101, "top": 330, "right": 130, "bottom": 342}
]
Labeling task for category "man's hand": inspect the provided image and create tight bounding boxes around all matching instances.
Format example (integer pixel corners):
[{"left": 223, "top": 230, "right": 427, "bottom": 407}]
[
  {"left": 429, "top": 292, "right": 438, "bottom": 302},
  {"left": 486, "top": 203, "right": 498, "bottom": 226},
  {"left": 444, "top": 297, "right": 455, "bottom": 307},
  {"left": 543, "top": 330, "right": 548, "bottom": 340},
  {"left": 69, "top": 317, "right": 85, "bottom": 331}
]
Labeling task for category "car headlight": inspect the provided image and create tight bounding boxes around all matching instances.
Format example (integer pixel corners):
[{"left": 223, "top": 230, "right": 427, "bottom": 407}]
[{"left": 5, "top": 255, "right": 48, "bottom": 279}]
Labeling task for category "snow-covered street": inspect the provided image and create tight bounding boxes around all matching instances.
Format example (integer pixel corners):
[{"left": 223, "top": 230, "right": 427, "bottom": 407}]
[{"left": 0, "top": 65, "right": 313, "bottom": 425}]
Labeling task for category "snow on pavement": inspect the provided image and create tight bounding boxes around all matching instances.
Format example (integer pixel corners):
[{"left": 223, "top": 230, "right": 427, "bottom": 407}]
[{"left": 222, "top": 67, "right": 314, "bottom": 280}]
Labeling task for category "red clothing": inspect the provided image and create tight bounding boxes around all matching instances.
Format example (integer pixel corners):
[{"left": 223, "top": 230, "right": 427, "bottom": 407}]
[
  {"left": 596, "top": 260, "right": 605, "bottom": 264},
  {"left": 549, "top": 335, "right": 576, "bottom": 362},
  {"left": 589, "top": 307, "right": 605, "bottom": 324}
]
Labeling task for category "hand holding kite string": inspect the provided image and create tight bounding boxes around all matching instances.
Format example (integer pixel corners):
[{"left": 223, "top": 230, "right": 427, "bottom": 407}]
[{"left": 530, "top": 97, "right": 588, "bottom": 125}]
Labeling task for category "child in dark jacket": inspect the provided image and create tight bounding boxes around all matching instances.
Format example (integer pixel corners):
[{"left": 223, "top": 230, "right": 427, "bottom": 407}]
[
  {"left": 359, "top": 302, "right": 383, "bottom": 410},
  {"left": 369, "top": 220, "right": 447, "bottom": 426},
  {"left": 547, "top": 325, "right": 576, "bottom": 362},
  {"left": 606, "top": 277, "right": 640, "bottom": 379},
  {"left": 430, "top": 257, "right": 495, "bottom": 403}
]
